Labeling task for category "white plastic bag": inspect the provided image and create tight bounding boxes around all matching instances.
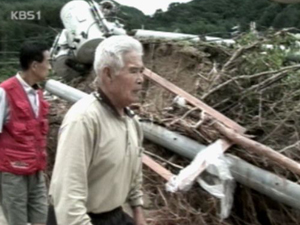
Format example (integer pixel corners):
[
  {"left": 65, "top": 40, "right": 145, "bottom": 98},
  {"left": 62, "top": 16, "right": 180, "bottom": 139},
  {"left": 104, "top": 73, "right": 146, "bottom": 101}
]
[
  {"left": 197, "top": 155, "right": 235, "bottom": 220},
  {"left": 166, "top": 140, "right": 224, "bottom": 192},
  {"left": 165, "top": 140, "right": 236, "bottom": 220}
]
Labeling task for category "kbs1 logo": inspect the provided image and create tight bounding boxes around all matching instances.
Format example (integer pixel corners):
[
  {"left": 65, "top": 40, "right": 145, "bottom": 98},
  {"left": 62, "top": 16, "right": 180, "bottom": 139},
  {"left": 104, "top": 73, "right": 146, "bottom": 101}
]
[{"left": 11, "top": 11, "right": 41, "bottom": 20}]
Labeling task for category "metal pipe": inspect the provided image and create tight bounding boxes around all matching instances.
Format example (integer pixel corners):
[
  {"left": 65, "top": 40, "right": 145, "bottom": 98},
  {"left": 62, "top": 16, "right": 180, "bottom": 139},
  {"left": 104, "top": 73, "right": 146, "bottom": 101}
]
[
  {"left": 45, "top": 79, "right": 300, "bottom": 210},
  {"left": 141, "top": 121, "right": 206, "bottom": 159},
  {"left": 226, "top": 154, "right": 300, "bottom": 209},
  {"left": 131, "top": 29, "right": 235, "bottom": 45},
  {"left": 45, "top": 79, "right": 88, "bottom": 102},
  {"left": 141, "top": 121, "right": 300, "bottom": 209},
  {"left": 132, "top": 29, "right": 200, "bottom": 42}
]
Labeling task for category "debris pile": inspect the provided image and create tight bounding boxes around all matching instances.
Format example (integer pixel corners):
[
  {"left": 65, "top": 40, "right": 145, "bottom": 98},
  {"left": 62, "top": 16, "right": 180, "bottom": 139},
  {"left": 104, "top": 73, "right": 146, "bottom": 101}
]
[{"left": 47, "top": 31, "right": 300, "bottom": 225}]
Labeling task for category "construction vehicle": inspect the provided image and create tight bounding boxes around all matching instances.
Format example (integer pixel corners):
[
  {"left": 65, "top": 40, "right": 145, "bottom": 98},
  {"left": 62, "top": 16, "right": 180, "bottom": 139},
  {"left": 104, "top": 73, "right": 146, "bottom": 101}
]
[{"left": 50, "top": 0, "right": 234, "bottom": 80}]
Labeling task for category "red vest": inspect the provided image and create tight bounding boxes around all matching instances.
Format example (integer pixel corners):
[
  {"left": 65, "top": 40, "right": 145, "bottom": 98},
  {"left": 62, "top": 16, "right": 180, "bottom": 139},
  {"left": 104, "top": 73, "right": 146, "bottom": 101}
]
[{"left": 0, "top": 77, "right": 49, "bottom": 175}]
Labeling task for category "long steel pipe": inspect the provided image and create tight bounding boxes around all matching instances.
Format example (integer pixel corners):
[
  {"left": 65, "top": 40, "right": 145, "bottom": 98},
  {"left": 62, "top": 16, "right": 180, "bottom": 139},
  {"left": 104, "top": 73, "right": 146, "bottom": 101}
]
[{"left": 131, "top": 29, "right": 235, "bottom": 45}]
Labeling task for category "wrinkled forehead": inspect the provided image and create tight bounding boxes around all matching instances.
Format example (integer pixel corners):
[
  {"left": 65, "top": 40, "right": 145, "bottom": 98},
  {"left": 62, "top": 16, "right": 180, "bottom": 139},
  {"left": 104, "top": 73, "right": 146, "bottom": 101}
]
[{"left": 123, "top": 51, "right": 144, "bottom": 67}]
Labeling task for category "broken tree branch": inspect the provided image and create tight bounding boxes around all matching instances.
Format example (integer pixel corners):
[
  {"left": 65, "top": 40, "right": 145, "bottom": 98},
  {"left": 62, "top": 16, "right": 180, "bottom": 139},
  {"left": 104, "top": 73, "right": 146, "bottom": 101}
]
[
  {"left": 144, "top": 150, "right": 184, "bottom": 169},
  {"left": 279, "top": 141, "right": 300, "bottom": 153},
  {"left": 169, "top": 106, "right": 199, "bottom": 126},
  {"left": 262, "top": 102, "right": 300, "bottom": 142},
  {"left": 212, "top": 121, "right": 300, "bottom": 176},
  {"left": 143, "top": 68, "right": 246, "bottom": 133},
  {"left": 221, "top": 41, "right": 260, "bottom": 73},
  {"left": 202, "top": 64, "right": 300, "bottom": 100},
  {"left": 214, "top": 70, "right": 293, "bottom": 113}
]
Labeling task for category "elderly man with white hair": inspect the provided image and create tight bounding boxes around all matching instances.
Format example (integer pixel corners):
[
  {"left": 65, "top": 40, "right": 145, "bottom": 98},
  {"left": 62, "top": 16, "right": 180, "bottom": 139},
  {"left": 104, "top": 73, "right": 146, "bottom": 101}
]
[{"left": 48, "top": 35, "right": 146, "bottom": 225}]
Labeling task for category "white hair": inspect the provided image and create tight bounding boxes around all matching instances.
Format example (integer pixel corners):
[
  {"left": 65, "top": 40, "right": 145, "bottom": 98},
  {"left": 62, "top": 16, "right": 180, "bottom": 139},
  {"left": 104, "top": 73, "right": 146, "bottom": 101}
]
[{"left": 93, "top": 35, "right": 143, "bottom": 77}]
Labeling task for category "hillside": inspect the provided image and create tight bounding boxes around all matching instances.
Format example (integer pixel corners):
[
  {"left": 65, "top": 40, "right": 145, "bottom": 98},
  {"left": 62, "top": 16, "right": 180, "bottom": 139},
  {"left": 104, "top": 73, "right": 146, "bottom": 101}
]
[
  {"left": 1, "top": 0, "right": 300, "bottom": 78},
  {"left": 144, "top": 0, "right": 300, "bottom": 36}
]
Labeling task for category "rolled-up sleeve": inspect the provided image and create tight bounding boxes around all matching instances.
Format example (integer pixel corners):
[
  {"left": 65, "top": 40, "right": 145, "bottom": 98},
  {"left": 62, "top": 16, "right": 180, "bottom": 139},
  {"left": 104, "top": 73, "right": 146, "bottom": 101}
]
[
  {"left": 49, "top": 115, "right": 95, "bottom": 225},
  {"left": 0, "top": 88, "right": 9, "bottom": 133},
  {"left": 128, "top": 161, "right": 144, "bottom": 207}
]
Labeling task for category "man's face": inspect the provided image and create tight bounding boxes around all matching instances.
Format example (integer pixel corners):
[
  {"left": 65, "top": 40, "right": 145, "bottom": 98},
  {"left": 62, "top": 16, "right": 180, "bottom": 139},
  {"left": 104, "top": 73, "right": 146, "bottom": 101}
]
[
  {"left": 107, "top": 51, "right": 144, "bottom": 107},
  {"left": 33, "top": 50, "right": 51, "bottom": 82}
]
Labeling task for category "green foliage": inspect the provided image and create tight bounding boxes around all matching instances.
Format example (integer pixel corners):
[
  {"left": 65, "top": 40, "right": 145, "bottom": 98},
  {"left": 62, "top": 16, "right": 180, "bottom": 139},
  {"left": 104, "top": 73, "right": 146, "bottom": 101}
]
[
  {"left": 237, "top": 31, "right": 298, "bottom": 75},
  {"left": 145, "top": 0, "right": 245, "bottom": 35},
  {"left": 0, "top": 0, "right": 65, "bottom": 70},
  {"left": 241, "top": 49, "right": 284, "bottom": 75},
  {"left": 1, "top": 0, "right": 300, "bottom": 64},
  {"left": 0, "top": 66, "right": 18, "bottom": 82},
  {"left": 138, "top": 0, "right": 300, "bottom": 36}
]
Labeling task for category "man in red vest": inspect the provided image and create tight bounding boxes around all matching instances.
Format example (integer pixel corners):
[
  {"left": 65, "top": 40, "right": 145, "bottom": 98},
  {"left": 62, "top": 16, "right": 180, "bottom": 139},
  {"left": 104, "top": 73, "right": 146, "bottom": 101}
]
[{"left": 0, "top": 42, "right": 51, "bottom": 225}]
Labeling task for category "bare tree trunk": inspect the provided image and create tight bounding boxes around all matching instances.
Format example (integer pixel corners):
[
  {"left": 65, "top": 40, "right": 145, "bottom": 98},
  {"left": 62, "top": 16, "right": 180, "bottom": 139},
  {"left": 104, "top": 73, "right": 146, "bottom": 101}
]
[{"left": 213, "top": 122, "right": 300, "bottom": 175}]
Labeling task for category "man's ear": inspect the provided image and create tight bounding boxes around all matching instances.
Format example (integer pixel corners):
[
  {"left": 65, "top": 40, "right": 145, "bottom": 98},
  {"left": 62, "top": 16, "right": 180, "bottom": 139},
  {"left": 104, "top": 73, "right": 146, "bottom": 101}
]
[
  {"left": 30, "top": 61, "right": 38, "bottom": 71},
  {"left": 103, "top": 67, "right": 113, "bottom": 82}
]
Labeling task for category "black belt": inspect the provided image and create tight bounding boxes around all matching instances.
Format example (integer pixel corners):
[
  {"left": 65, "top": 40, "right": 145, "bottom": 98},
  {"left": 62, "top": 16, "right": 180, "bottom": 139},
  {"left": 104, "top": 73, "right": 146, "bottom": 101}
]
[{"left": 88, "top": 206, "right": 122, "bottom": 220}]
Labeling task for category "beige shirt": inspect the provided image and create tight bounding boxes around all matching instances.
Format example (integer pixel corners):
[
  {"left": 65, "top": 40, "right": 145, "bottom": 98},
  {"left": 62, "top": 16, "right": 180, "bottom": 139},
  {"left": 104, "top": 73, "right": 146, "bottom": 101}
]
[{"left": 49, "top": 93, "right": 144, "bottom": 225}]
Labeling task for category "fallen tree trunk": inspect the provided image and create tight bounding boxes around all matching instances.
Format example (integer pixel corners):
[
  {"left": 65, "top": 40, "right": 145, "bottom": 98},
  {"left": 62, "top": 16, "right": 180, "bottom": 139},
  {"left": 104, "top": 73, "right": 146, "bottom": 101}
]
[{"left": 213, "top": 121, "right": 300, "bottom": 176}]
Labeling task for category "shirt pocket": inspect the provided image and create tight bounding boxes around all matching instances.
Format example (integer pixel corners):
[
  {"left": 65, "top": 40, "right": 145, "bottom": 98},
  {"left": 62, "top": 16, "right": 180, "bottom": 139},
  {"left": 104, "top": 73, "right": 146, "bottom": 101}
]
[
  {"left": 14, "top": 101, "right": 31, "bottom": 119},
  {"left": 12, "top": 122, "right": 27, "bottom": 135},
  {"left": 11, "top": 122, "right": 35, "bottom": 143}
]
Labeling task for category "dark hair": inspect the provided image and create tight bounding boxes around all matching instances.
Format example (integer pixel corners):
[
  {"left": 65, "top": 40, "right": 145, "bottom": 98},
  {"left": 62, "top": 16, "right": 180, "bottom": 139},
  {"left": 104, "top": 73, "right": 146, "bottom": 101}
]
[{"left": 19, "top": 42, "right": 49, "bottom": 71}]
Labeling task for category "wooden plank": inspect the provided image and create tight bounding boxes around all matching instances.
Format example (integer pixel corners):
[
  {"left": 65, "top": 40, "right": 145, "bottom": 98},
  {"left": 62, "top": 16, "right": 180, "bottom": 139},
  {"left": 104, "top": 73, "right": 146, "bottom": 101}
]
[
  {"left": 142, "top": 154, "right": 173, "bottom": 181},
  {"left": 180, "top": 139, "right": 232, "bottom": 182},
  {"left": 143, "top": 68, "right": 246, "bottom": 133},
  {"left": 213, "top": 122, "right": 300, "bottom": 176},
  {"left": 142, "top": 69, "right": 300, "bottom": 176},
  {"left": 142, "top": 139, "right": 233, "bottom": 181},
  {"left": 141, "top": 69, "right": 238, "bottom": 180}
]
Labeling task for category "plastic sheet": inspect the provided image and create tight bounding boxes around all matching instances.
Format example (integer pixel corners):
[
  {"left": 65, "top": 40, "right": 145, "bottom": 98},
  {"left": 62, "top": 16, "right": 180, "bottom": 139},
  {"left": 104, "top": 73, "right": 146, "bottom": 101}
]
[
  {"left": 197, "top": 155, "right": 235, "bottom": 220},
  {"left": 166, "top": 141, "right": 235, "bottom": 220}
]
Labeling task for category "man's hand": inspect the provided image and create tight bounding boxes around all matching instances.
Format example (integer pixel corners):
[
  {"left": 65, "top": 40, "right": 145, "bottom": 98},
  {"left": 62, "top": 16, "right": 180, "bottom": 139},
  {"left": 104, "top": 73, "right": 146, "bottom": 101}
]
[{"left": 132, "top": 206, "right": 147, "bottom": 225}]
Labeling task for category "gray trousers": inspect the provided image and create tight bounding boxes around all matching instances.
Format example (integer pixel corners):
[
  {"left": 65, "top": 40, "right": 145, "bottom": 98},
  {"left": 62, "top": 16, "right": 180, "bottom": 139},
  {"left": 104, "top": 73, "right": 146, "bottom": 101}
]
[{"left": 0, "top": 171, "right": 48, "bottom": 225}]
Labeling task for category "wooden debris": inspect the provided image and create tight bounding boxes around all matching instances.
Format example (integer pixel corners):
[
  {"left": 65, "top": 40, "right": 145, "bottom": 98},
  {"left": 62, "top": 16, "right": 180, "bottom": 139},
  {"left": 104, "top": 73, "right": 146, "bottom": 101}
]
[
  {"left": 143, "top": 68, "right": 246, "bottom": 133},
  {"left": 213, "top": 121, "right": 300, "bottom": 175}
]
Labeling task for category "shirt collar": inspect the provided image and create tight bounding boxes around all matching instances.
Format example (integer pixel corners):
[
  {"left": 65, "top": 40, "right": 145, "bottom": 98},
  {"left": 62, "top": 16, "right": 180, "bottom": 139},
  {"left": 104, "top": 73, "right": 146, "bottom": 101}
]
[
  {"left": 95, "top": 88, "right": 135, "bottom": 118},
  {"left": 16, "top": 73, "right": 39, "bottom": 94}
]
